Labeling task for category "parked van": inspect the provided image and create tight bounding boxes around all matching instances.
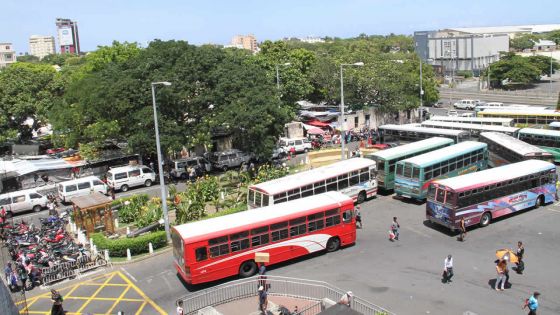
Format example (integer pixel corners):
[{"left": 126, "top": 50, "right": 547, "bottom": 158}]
[
  {"left": 0, "top": 189, "right": 48, "bottom": 216},
  {"left": 106, "top": 165, "right": 156, "bottom": 192},
  {"left": 278, "top": 137, "right": 312, "bottom": 154},
  {"left": 57, "top": 176, "right": 108, "bottom": 203},
  {"left": 210, "top": 150, "right": 252, "bottom": 172},
  {"left": 453, "top": 99, "right": 479, "bottom": 110},
  {"left": 170, "top": 157, "right": 212, "bottom": 179}
]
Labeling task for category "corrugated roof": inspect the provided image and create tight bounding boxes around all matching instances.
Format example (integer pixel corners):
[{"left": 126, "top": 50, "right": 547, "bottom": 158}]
[
  {"left": 519, "top": 128, "right": 560, "bottom": 137},
  {"left": 434, "top": 160, "right": 554, "bottom": 191},
  {"left": 430, "top": 116, "right": 513, "bottom": 124},
  {"left": 0, "top": 158, "right": 76, "bottom": 177},
  {"left": 71, "top": 192, "right": 113, "bottom": 209}
]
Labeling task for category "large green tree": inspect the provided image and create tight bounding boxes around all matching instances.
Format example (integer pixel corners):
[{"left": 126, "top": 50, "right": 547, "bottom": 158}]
[
  {"left": 486, "top": 53, "right": 541, "bottom": 87},
  {"left": 510, "top": 34, "right": 539, "bottom": 51},
  {"left": 0, "top": 63, "right": 62, "bottom": 142},
  {"left": 527, "top": 55, "right": 559, "bottom": 77}
]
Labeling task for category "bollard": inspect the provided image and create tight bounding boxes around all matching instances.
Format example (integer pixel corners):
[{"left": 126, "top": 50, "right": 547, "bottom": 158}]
[
  {"left": 104, "top": 249, "right": 110, "bottom": 261},
  {"left": 127, "top": 248, "right": 132, "bottom": 261},
  {"left": 126, "top": 226, "right": 130, "bottom": 235},
  {"left": 149, "top": 242, "right": 154, "bottom": 254},
  {"left": 115, "top": 218, "right": 119, "bottom": 229}
]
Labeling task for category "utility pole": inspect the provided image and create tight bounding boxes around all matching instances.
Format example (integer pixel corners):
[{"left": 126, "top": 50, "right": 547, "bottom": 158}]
[
  {"left": 419, "top": 59, "right": 423, "bottom": 122},
  {"left": 550, "top": 50, "right": 553, "bottom": 97}
]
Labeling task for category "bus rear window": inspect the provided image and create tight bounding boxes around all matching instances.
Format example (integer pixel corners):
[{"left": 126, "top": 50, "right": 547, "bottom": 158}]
[
  {"left": 436, "top": 189, "right": 446, "bottom": 203},
  {"left": 377, "top": 159, "right": 385, "bottom": 172}
]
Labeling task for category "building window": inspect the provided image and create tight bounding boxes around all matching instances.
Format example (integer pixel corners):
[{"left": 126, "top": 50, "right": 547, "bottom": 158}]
[{"left": 354, "top": 117, "right": 359, "bottom": 128}]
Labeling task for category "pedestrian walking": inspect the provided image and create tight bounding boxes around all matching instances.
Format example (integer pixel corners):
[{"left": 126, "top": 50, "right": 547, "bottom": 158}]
[
  {"left": 176, "top": 300, "right": 185, "bottom": 315},
  {"left": 516, "top": 241, "right": 525, "bottom": 274},
  {"left": 19, "top": 267, "right": 28, "bottom": 291},
  {"left": 9, "top": 271, "right": 19, "bottom": 292},
  {"left": 110, "top": 186, "right": 116, "bottom": 200},
  {"left": 4, "top": 262, "right": 12, "bottom": 283},
  {"left": 391, "top": 217, "right": 400, "bottom": 241},
  {"left": 355, "top": 206, "right": 362, "bottom": 229},
  {"left": 495, "top": 259, "right": 507, "bottom": 291},
  {"left": 442, "top": 255, "right": 454, "bottom": 283},
  {"left": 459, "top": 217, "right": 466, "bottom": 242},
  {"left": 338, "top": 291, "right": 353, "bottom": 307},
  {"left": 523, "top": 291, "right": 540, "bottom": 315},
  {"left": 258, "top": 286, "right": 268, "bottom": 314},
  {"left": 258, "top": 263, "right": 267, "bottom": 289},
  {"left": 50, "top": 289, "right": 64, "bottom": 315}
]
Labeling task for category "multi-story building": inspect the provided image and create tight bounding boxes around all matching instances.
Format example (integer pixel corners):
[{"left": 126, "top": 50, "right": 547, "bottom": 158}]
[
  {"left": 29, "top": 35, "right": 56, "bottom": 59},
  {"left": 414, "top": 24, "right": 560, "bottom": 74},
  {"left": 0, "top": 43, "right": 16, "bottom": 68},
  {"left": 230, "top": 34, "right": 258, "bottom": 53},
  {"left": 55, "top": 18, "right": 80, "bottom": 54},
  {"left": 414, "top": 30, "right": 508, "bottom": 74}
]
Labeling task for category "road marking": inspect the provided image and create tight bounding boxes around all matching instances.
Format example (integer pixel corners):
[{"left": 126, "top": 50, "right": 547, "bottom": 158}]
[
  {"left": 20, "top": 271, "right": 165, "bottom": 315},
  {"left": 121, "top": 267, "right": 138, "bottom": 282},
  {"left": 546, "top": 208, "right": 560, "bottom": 213},
  {"left": 118, "top": 271, "right": 167, "bottom": 315},
  {"left": 106, "top": 285, "right": 132, "bottom": 315},
  {"left": 75, "top": 272, "right": 117, "bottom": 313}
]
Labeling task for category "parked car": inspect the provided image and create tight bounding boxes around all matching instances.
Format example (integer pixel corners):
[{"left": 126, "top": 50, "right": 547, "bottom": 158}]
[
  {"left": 431, "top": 101, "right": 444, "bottom": 108},
  {"left": 460, "top": 112, "right": 474, "bottom": 117},
  {"left": 371, "top": 142, "right": 399, "bottom": 150},
  {"left": 46, "top": 147, "right": 65, "bottom": 155},
  {"left": 211, "top": 149, "right": 252, "bottom": 171},
  {"left": 106, "top": 165, "right": 156, "bottom": 192},
  {"left": 453, "top": 99, "right": 477, "bottom": 110},
  {"left": 277, "top": 137, "right": 312, "bottom": 154},
  {"left": 170, "top": 157, "right": 212, "bottom": 180},
  {"left": 0, "top": 189, "right": 48, "bottom": 216}
]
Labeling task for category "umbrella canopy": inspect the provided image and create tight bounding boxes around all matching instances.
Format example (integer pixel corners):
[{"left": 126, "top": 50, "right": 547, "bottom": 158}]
[
  {"left": 307, "top": 127, "right": 325, "bottom": 135},
  {"left": 496, "top": 249, "right": 519, "bottom": 264}
]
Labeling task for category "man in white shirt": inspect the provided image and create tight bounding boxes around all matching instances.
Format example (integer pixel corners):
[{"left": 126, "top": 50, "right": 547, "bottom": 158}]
[{"left": 443, "top": 255, "right": 454, "bottom": 283}]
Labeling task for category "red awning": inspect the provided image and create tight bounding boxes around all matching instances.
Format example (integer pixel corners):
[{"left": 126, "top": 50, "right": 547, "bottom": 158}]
[{"left": 306, "top": 119, "right": 331, "bottom": 127}]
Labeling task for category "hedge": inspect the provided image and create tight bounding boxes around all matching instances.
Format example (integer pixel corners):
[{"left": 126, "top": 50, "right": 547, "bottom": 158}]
[{"left": 91, "top": 230, "right": 167, "bottom": 257}]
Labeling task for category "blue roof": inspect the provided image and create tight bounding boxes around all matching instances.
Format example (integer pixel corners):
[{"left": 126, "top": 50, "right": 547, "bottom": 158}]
[{"left": 399, "top": 141, "right": 487, "bottom": 167}]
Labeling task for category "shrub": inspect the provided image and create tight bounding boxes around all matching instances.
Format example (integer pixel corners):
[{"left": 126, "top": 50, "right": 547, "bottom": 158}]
[
  {"left": 92, "top": 231, "right": 167, "bottom": 257},
  {"left": 114, "top": 194, "right": 149, "bottom": 224}
]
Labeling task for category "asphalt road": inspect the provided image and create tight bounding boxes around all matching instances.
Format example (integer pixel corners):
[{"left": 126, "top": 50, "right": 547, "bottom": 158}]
[{"left": 110, "top": 192, "right": 560, "bottom": 315}]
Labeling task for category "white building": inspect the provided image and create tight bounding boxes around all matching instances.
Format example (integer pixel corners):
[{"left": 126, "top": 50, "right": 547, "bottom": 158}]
[
  {"left": 445, "top": 24, "right": 560, "bottom": 39},
  {"left": 299, "top": 36, "right": 325, "bottom": 44},
  {"left": 0, "top": 43, "right": 16, "bottom": 68},
  {"left": 29, "top": 35, "right": 56, "bottom": 59},
  {"left": 533, "top": 39, "right": 557, "bottom": 51}
]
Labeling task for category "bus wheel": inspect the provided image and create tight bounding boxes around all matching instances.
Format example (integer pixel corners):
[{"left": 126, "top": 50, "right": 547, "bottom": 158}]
[
  {"left": 479, "top": 212, "right": 491, "bottom": 227},
  {"left": 357, "top": 191, "right": 367, "bottom": 204},
  {"left": 535, "top": 195, "right": 544, "bottom": 208},
  {"left": 239, "top": 260, "right": 257, "bottom": 278},
  {"left": 326, "top": 237, "right": 341, "bottom": 252}
]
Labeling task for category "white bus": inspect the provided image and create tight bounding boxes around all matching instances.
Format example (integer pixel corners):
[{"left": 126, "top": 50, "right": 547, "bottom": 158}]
[
  {"left": 248, "top": 158, "right": 377, "bottom": 209},
  {"left": 478, "top": 109, "right": 560, "bottom": 125},
  {"left": 378, "top": 124, "right": 469, "bottom": 144},
  {"left": 479, "top": 132, "right": 554, "bottom": 167},
  {"left": 429, "top": 116, "right": 514, "bottom": 127},
  {"left": 420, "top": 121, "right": 519, "bottom": 137}
]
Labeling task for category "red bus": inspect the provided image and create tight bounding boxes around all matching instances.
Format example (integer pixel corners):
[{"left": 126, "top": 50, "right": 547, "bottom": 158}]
[{"left": 172, "top": 191, "right": 356, "bottom": 284}]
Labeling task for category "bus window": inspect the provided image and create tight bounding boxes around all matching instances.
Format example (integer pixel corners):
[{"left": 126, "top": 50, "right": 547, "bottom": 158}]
[
  {"left": 289, "top": 217, "right": 307, "bottom": 237},
  {"left": 325, "top": 208, "right": 341, "bottom": 227},
  {"left": 314, "top": 181, "right": 326, "bottom": 194},
  {"left": 262, "top": 194, "right": 269, "bottom": 207},
  {"left": 195, "top": 247, "right": 208, "bottom": 262},
  {"left": 359, "top": 168, "right": 369, "bottom": 182},
  {"left": 342, "top": 210, "right": 352, "bottom": 223},
  {"left": 326, "top": 178, "right": 337, "bottom": 191},
  {"left": 436, "top": 189, "right": 445, "bottom": 203},
  {"left": 338, "top": 175, "right": 349, "bottom": 189}
]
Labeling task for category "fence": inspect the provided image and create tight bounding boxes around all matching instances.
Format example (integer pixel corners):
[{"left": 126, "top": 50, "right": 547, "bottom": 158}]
[
  {"left": 40, "top": 253, "right": 108, "bottom": 286},
  {"left": 177, "top": 275, "right": 392, "bottom": 315}
]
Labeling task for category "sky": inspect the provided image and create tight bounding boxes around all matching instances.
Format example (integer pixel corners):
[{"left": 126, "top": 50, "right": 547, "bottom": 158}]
[{"left": 2, "top": 0, "right": 560, "bottom": 54}]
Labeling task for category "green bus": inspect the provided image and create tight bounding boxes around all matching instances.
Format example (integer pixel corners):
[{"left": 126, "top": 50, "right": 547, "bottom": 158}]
[
  {"left": 367, "top": 137, "right": 454, "bottom": 191},
  {"left": 394, "top": 141, "right": 488, "bottom": 200},
  {"left": 518, "top": 128, "right": 560, "bottom": 162}
]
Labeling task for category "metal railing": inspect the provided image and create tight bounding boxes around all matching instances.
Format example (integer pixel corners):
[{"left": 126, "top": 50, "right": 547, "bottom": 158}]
[{"left": 177, "top": 275, "right": 393, "bottom": 315}]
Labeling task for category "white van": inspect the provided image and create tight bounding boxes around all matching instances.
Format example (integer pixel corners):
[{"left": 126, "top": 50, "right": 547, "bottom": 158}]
[
  {"left": 106, "top": 165, "right": 155, "bottom": 192},
  {"left": 57, "top": 176, "right": 108, "bottom": 203},
  {"left": 0, "top": 189, "right": 48, "bottom": 216},
  {"left": 453, "top": 99, "right": 477, "bottom": 110},
  {"left": 278, "top": 137, "right": 312, "bottom": 154}
]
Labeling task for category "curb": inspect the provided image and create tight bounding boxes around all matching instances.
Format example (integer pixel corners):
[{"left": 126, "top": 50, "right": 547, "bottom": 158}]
[{"left": 107, "top": 246, "right": 172, "bottom": 265}]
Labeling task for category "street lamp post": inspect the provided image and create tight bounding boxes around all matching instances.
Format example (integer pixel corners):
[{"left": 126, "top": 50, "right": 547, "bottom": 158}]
[
  {"left": 276, "top": 62, "right": 291, "bottom": 90},
  {"left": 419, "top": 60, "right": 423, "bottom": 121},
  {"left": 550, "top": 51, "right": 553, "bottom": 97},
  {"left": 151, "top": 81, "right": 172, "bottom": 242},
  {"left": 340, "top": 62, "right": 364, "bottom": 160}
]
